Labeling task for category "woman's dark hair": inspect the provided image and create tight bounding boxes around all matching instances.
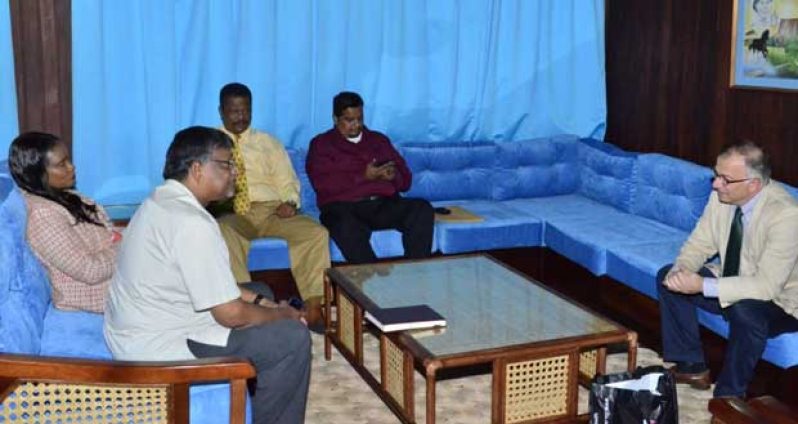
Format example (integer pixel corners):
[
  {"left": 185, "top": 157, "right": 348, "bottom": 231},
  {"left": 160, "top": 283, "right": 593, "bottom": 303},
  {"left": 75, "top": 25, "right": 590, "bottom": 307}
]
[
  {"left": 163, "top": 126, "right": 233, "bottom": 181},
  {"left": 8, "top": 132, "right": 102, "bottom": 226}
]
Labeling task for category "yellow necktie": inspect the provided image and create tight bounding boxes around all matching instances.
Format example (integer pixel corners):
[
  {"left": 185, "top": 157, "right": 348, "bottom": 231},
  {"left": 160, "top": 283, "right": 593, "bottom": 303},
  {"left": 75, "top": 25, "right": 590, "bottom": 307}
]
[{"left": 231, "top": 135, "right": 251, "bottom": 214}]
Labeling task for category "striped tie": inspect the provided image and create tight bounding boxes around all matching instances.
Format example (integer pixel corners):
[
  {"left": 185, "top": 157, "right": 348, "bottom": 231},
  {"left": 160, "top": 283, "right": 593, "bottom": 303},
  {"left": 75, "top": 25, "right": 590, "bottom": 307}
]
[{"left": 231, "top": 135, "right": 251, "bottom": 215}]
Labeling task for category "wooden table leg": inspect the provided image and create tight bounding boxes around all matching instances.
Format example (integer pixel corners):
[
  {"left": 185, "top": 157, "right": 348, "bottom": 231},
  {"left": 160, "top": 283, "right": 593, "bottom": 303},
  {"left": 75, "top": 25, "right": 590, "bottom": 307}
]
[
  {"left": 627, "top": 331, "right": 639, "bottom": 372},
  {"left": 425, "top": 364, "right": 438, "bottom": 424},
  {"left": 323, "top": 275, "right": 331, "bottom": 360}
]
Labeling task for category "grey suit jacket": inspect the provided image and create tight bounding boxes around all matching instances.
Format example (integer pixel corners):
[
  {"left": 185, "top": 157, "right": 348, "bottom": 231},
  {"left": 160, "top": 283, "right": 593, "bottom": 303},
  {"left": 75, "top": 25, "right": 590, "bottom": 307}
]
[{"left": 674, "top": 182, "right": 798, "bottom": 318}]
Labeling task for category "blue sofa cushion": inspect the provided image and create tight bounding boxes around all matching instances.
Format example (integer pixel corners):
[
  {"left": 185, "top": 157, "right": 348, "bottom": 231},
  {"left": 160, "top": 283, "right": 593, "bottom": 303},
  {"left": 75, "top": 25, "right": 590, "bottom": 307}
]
[
  {"left": 40, "top": 307, "right": 112, "bottom": 359},
  {"left": 492, "top": 136, "right": 580, "bottom": 200},
  {"left": 605, "top": 239, "right": 687, "bottom": 299},
  {"left": 698, "top": 310, "right": 798, "bottom": 368},
  {"left": 286, "top": 147, "right": 318, "bottom": 214},
  {"left": 400, "top": 142, "right": 496, "bottom": 201},
  {"left": 508, "top": 195, "right": 686, "bottom": 275},
  {"left": 329, "top": 229, "right": 407, "bottom": 262},
  {"left": 577, "top": 138, "right": 637, "bottom": 212},
  {"left": 432, "top": 200, "right": 543, "bottom": 254},
  {"left": 0, "top": 179, "right": 51, "bottom": 355},
  {"left": 247, "top": 238, "right": 291, "bottom": 271},
  {"left": 631, "top": 154, "right": 712, "bottom": 232}
]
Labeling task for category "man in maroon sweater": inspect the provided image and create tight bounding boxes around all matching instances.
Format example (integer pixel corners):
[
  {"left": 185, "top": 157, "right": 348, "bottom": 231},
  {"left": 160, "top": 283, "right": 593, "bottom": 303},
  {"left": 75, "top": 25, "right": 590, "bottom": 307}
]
[{"left": 306, "top": 91, "right": 434, "bottom": 264}]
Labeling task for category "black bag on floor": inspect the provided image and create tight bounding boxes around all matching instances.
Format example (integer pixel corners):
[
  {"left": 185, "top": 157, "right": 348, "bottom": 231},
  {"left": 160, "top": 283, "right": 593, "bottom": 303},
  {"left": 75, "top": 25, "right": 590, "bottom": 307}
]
[{"left": 589, "top": 365, "right": 678, "bottom": 424}]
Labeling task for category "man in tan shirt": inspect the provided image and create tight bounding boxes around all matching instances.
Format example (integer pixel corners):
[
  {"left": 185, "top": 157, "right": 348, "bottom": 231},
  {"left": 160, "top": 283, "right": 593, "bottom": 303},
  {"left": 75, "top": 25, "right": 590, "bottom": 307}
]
[
  {"left": 216, "top": 83, "right": 330, "bottom": 326},
  {"left": 658, "top": 141, "right": 798, "bottom": 398}
]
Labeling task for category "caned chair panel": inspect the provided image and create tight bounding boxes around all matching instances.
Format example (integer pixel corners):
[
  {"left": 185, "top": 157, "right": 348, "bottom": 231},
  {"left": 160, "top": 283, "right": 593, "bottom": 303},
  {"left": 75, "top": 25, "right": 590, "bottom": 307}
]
[
  {"left": 0, "top": 381, "right": 170, "bottom": 423},
  {"left": 337, "top": 291, "right": 356, "bottom": 354},
  {"left": 504, "top": 354, "right": 571, "bottom": 423}
]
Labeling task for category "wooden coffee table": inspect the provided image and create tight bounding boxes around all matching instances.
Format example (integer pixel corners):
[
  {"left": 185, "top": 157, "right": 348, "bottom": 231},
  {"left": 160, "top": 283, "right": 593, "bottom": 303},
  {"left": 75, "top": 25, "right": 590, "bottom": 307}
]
[{"left": 323, "top": 255, "right": 637, "bottom": 423}]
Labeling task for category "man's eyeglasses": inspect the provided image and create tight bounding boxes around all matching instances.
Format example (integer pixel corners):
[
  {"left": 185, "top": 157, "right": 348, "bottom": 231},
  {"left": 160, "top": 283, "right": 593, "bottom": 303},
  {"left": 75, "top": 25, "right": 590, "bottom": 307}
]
[
  {"left": 712, "top": 170, "right": 751, "bottom": 186},
  {"left": 210, "top": 159, "right": 237, "bottom": 171}
]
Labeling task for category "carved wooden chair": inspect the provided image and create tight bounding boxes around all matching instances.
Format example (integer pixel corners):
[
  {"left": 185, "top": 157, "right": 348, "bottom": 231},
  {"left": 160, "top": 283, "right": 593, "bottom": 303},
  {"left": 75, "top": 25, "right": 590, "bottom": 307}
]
[{"left": 0, "top": 353, "right": 256, "bottom": 423}]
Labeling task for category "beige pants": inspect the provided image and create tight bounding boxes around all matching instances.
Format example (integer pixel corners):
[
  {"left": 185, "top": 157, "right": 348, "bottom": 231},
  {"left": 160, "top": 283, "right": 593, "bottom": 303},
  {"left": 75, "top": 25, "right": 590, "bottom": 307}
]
[{"left": 218, "top": 201, "right": 330, "bottom": 299}]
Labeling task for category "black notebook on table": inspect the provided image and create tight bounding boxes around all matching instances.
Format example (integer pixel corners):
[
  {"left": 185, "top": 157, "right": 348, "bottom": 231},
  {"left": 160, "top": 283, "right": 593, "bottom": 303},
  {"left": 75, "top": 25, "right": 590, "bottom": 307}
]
[{"left": 365, "top": 305, "right": 446, "bottom": 333}]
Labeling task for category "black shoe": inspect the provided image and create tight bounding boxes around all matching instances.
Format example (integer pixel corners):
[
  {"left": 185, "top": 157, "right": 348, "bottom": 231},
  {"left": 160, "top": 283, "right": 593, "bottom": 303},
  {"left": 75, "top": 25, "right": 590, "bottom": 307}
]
[{"left": 668, "top": 363, "right": 711, "bottom": 390}]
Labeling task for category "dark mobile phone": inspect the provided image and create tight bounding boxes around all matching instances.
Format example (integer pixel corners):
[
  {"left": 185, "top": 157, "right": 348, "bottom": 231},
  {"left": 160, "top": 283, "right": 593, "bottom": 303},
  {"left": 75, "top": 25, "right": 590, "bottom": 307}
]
[
  {"left": 288, "top": 296, "right": 304, "bottom": 310},
  {"left": 434, "top": 207, "right": 451, "bottom": 215}
]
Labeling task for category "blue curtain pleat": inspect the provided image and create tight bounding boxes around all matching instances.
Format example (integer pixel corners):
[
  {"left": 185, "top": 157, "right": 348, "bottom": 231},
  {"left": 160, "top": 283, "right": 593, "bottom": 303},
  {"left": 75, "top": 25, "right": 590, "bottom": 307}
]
[
  {"left": 73, "top": 0, "right": 605, "bottom": 204},
  {"left": 1, "top": 0, "right": 18, "bottom": 157}
]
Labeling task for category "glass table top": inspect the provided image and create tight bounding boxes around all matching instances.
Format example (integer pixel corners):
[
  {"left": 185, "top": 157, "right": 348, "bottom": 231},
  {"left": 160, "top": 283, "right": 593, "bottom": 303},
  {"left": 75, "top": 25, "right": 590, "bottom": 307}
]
[{"left": 332, "top": 255, "right": 620, "bottom": 357}]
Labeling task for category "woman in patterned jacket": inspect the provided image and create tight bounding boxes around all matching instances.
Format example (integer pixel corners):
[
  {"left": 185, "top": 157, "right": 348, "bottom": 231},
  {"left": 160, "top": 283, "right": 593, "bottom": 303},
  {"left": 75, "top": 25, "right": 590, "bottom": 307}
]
[{"left": 9, "top": 132, "right": 120, "bottom": 313}]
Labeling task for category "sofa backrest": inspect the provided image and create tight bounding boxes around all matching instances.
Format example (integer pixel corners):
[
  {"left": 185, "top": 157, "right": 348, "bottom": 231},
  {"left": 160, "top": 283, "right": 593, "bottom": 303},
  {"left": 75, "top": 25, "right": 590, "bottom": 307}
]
[
  {"left": 0, "top": 170, "right": 51, "bottom": 354},
  {"left": 577, "top": 138, "right": 638, "bottom": 212},
  {"left": 286, "top": 148, "right": 318, "bottom": 214},
  {"left": 631, "top": 153, "right": 713, "bottom": 232},
  {"left": 492, "top": 135, "right": 580, "bottom": 200},
  {"left": 400, "top": 142, "right": 497, "bottom": 201}
]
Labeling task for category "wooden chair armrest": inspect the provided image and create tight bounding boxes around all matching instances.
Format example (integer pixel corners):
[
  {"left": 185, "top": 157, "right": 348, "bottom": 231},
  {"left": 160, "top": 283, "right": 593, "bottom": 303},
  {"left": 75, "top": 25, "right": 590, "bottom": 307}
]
[
  {"left": 748, "top": 396, "right": 798, "bottom": 424},
  {"left": 0, "top": 353, "right": 255, "bottom": 385},
  {"left": 709, "top": 396, "right": 798, "bottom": 424},
  {"left": 0, "top": 353, "right": 256, "bottom": 424},
  {"left": 708, "top": 397, "right": 766, "bottom": 424}
]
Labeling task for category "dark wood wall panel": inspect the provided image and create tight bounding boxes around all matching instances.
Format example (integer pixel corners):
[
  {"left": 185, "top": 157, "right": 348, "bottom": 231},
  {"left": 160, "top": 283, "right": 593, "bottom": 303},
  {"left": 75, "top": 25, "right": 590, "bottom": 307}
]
[
  {"left": 606, "top": 0, "right": 798, "bottom": 185},
  {"left": 9, "top": 0, "right": 72, "bottom": 151}
]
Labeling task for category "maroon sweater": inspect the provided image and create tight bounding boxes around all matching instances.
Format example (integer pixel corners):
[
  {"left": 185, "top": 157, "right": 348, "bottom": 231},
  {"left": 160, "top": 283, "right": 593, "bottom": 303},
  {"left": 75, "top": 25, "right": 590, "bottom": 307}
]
[{"left": 306, "top": 128, "right": 412, "bottom": 207}]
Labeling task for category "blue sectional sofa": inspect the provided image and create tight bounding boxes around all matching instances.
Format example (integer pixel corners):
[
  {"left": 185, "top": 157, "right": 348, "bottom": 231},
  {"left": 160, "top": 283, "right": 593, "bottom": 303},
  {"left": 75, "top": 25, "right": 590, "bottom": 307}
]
[
  {"left": 248, "top": 135, "right": 798, "bottom": 369},
  {"left": 0, "top": 165, "right": 251, "bottom": 423},
  {"left": 1, "top": 134, "right": 796, "bottom": 419}
]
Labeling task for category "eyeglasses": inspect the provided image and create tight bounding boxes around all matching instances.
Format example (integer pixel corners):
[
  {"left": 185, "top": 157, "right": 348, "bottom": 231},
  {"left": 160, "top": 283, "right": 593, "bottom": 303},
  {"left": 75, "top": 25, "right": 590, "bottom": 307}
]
[
  {"left": 712, "top": 170, "right": 751, "bottom": 186},
  {"left": 210, "top": 159, "right": 237, "bottom": 171}
]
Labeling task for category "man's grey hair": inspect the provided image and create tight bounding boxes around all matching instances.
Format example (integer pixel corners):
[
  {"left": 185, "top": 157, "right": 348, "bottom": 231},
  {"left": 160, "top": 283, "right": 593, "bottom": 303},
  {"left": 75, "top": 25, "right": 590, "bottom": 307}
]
[{"left": 719, "top": 140, "right": 771, "bottom": 184}]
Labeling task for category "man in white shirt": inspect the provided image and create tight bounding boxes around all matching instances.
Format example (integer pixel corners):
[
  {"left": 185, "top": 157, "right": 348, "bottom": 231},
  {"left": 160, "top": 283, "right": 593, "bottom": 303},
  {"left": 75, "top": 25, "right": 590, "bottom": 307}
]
[{"left": 105, "top": 126, "right": 310, "bottom": 424}]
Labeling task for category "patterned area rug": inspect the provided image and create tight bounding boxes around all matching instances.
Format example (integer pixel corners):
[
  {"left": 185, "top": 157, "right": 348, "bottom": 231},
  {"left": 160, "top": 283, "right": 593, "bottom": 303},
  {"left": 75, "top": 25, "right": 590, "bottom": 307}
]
[{"left": 306, "top": 332, "right": 713, "bottom": 423}]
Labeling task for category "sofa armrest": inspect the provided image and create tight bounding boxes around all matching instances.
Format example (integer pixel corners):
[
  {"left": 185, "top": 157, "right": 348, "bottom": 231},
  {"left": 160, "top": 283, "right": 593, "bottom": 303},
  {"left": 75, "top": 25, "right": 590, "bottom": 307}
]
[
  {"left": 709, "top": 396, "right": 798, "bottom": 424},
  {"left": 0, "top": 353, "right": 256, "bottom": 424}
]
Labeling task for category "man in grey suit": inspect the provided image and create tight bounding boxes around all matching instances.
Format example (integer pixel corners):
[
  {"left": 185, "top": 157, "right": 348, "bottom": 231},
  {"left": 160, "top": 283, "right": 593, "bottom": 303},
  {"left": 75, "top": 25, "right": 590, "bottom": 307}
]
[{"left": 657, "top": 140, "right": 798, "bottom": 398}]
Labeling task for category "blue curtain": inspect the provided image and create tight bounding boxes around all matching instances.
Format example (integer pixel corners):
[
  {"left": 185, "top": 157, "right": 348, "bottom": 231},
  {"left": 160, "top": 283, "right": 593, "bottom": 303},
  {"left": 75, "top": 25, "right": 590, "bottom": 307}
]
[
  {"left": 73, "top": 0, "right": 605, "bottom": 204},
  {"left": 1, "top": 0, "right": 18, "bottom": 158}
]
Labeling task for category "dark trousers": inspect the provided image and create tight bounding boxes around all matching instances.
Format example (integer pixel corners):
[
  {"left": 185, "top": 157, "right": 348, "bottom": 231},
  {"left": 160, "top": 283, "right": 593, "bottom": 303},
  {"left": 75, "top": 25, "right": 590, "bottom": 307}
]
[
  {"left": 657, "top": 265, "right": 798, "bottom": 397},
  {"left": 320, "top": 196, "right": 434, "bottom": 264},
  {"left": 188, "top": 318, "right": 311, "bottom": 424}
]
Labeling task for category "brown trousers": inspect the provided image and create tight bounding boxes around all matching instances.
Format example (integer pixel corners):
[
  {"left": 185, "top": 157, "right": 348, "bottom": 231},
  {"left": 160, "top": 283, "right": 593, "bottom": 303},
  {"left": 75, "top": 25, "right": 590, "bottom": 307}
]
[{"left": 218, "top": 201, "right": 330, "bottom": 300}]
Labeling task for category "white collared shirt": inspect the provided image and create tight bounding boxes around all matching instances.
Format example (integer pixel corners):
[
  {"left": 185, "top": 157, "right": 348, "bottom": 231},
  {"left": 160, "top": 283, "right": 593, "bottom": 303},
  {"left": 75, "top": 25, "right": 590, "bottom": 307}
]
[{"left": 104, "top": 180, "right": 241, "bottom": 360}]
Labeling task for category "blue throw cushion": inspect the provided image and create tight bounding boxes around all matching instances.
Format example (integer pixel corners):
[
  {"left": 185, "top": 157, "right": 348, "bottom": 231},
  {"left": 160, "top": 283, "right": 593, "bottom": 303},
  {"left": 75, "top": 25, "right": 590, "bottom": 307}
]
[
  {"left": 492, "top": 136, "right": 580, "bottom": 200},
  {"left": 0, "top": 179, "right": 51, "bottom": 354},
  {"left": 577, "top": 138, "right": 637, "bottom": 212},
  {"left": 400, "top": 142, "right": 496, "bottom": 201},
  {"left": 631, "top": 154, "right": 712, "bottom": 232}
]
